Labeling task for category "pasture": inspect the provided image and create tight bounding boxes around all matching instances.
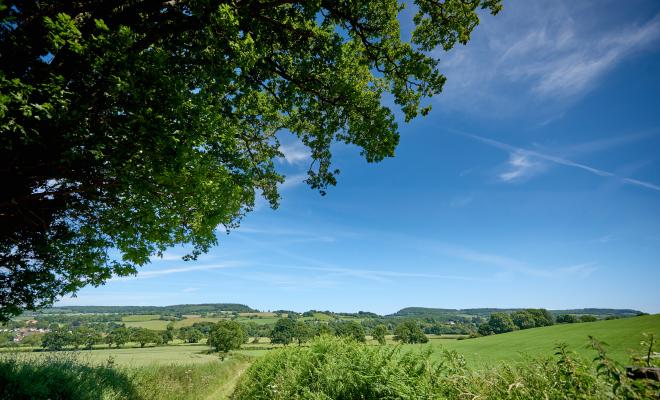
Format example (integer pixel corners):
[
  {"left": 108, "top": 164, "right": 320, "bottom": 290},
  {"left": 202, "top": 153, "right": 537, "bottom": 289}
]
[
  {"left": 412, "top": 314, "right": 660, "bottom": 366},
  {"left": 123, "top": 313, "right": 283, "bottom": 330},
  {"left": 121, "top": 314, "right": 162, "bottom": 322}
]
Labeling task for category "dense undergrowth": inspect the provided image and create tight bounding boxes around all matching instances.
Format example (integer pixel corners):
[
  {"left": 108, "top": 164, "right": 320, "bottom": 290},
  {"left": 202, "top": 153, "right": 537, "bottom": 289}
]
[
  {"left": 0, "top": 352, "right": 251, "bottom": 400},
  {"left": 232, "top": 335, "right": 660, "bottom": 400}
]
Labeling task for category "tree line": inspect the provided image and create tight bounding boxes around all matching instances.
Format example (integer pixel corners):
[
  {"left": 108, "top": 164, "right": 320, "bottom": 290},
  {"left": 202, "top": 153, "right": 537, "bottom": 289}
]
[{"left": 476, "top": 309, "right": 605, "bottom": 336}]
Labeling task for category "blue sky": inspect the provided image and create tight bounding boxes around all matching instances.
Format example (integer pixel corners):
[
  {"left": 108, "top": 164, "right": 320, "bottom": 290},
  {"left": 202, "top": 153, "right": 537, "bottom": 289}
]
[{"left": 58, "top": 0, "right": 660, "bottom": 314}]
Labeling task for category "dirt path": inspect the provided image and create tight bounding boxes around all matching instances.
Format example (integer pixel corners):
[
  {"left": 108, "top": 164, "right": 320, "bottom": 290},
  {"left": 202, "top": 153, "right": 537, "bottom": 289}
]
[{"left": 204, "top": 359, "right": 252, "bottom": 400}]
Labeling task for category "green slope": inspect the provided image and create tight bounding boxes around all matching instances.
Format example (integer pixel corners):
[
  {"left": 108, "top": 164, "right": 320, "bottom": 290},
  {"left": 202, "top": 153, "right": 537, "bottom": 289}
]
[{"left": 411, "top": 314, "right": 660, "bottom": 366}]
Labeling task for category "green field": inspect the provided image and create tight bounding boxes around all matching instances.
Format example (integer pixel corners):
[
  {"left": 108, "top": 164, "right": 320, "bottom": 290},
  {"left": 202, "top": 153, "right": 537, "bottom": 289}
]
[
  {"left": 407, "top": 314, "right": 660, "bottom": 366},
  {"left": 10, "top": 344, "right": 218, "bottom": 366},
  {"left": 123, "top": 316, "right": 225, "bottom": 330},
  {"left": 172, "top": 317, "right": 225, "bottom": 328},
  {"left": 78, "top": 313, "right": 360, "bottom": 331},
  {"left": 121, "top": 314, "right": 162, "bottom": 322},
  {"left": 17, "top": 315, "right": 660, "bottom": 369},
  {"left": 123, "top": 320, "right": 170, "bottom": 330}
]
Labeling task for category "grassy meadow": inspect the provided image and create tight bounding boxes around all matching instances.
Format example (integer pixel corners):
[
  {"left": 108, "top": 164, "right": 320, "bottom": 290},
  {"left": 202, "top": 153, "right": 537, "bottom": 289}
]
[
  {"left": 121, "top": 313, "right": 285, "bottom": 330},
  {"left": 1, "top": 352, "right": 253, "bottom": 400},
  {"left": 414, "top": 314, "right": 660, "bottom": 366},
  {"left": 12, "top": 344, "right": 217, "bottom": 366}
]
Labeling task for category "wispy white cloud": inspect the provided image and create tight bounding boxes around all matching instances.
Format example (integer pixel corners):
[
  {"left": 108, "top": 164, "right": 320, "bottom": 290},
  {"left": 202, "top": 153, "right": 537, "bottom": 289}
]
[
  {"left": 156, "top": 252, "right": 185, "bottom": 261},
  {"left": 56, "top": 292, "right": 177, "bottom": 306},
  {"left": 449, "top": 195, "right": 474, "bottom": 207},
  {"left": 525, "top": 13, "right": 660, "bottom": 98},
  {"left": 457, "top": 130, "right": 660, "bottom": 192},
  {"left": 555, "top": 263, "right": 598, "bottom": 279},
  {"left": 427, "top": 241, "right": 597, "bottom": 280},
  {"left": 279, "top": 173, "right": 307, "bottom": 190},
  {"left": 430, "top": 242, "right": 550, "bottom": 277},
  {"left": 279, "top": 142, "right": 310, "bottom": 165},
  {"left": 591, "top": 234, "right": 614, "bottom": 244},
  {"left": 437, "top": 1, "right": 660, "bottom": 116},
  {"left": 154, "top": 251, "right": 217, "bottom": 262},
  {"left": 110, "top": 262, "right": 242, "bottom": 281},
  {"left": 279, "top": 264, "right": 477, "bottom": 282},
  {"left": 237, "top": 226, "right": 336, "bottom": 243},
  {"left": 499, "top": 151, "right": 546, "bottom": 182},
  {"left": 181, "top": 287, "right": 199, "bottom": 293}
]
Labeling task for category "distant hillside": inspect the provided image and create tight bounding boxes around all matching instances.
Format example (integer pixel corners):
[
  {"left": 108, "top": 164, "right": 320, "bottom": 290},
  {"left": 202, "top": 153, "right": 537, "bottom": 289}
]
[
  {"left": 31, "top": 304, "right": 643, "bottom": 318},
  {"left": 37, "top": 303, "right": 256, "bottom": 315},
  {"left": 392, "top": 307, "right": 643, "bottom": 320}
]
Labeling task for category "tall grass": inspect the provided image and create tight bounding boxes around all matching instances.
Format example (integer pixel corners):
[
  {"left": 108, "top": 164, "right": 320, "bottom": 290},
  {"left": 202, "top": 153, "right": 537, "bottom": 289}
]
[
  {"left": 127, "top": 354, "right": 251, "bottom": 400},
  {"left": 0, "top": 352, "right": 251, "bottom": 400},
  {"left": 0, "top": 353, "right": 136, "bottom": 399}
]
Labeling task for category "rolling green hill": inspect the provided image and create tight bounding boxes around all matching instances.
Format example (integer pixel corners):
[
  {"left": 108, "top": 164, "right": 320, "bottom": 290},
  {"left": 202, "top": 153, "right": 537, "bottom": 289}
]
[{"left": 410, "top": 314, "right": 660, "bottom": 366}]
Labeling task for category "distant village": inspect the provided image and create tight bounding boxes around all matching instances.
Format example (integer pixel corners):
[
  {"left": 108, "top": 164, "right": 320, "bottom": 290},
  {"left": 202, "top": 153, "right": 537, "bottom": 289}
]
[{"left": 1, "top": 319, "right": 51, "bottom": 343}]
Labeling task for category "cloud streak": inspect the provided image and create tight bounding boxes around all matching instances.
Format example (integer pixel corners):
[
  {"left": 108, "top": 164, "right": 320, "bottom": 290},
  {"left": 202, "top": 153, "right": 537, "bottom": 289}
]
[
  {"left": 457, "top": 131, "right": 660, "bottom": 192},
  {"left": 278, "top": 264, "right": 478, "bottom": 282},
  {"left": 110, "top": 262, "right": 242, "bottom": 281}
]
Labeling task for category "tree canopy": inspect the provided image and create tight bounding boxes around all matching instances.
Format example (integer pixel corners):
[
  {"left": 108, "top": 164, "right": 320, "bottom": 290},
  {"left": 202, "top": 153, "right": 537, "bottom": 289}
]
[
  {"left": 207, "top": 320, "right": 246, "bottom": 353},
  {"left": 270, "top": 318, "right": 296, "bottom": 345},
  {"left": 393, "top": 319, "right": 427, "bottom": 343},
  {"left": 0, "top": 0, "right": 501, "bottom": 320}
]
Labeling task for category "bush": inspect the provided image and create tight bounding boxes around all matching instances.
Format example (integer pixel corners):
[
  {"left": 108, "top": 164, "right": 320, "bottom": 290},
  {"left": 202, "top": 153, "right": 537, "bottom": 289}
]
[
  {"left": 232, "top": 336, "right": 443, "bottom": 399},
  {"left": 0, "top": 354, "right": 136, "bottom": 399},
  {"left": 557, "top": 314, "right": 579, "bottom": 324},
  {"left": 372, "top": 324, "right": 388, "bottom": 345},
  {"left": 580, "top": 315, "right": 598, "bottom": 323},
  {"left": 232, "top": 336, "right": 660, "bottom": 400}
]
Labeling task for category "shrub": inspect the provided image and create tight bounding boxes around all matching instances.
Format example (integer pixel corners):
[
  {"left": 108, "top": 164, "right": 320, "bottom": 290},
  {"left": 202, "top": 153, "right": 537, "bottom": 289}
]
[
  {"left": 232, "top": 336, "right": 444, "bottom": 399},
  {"left": 232, "top": 335, "right": 660, "bottom": 400},
  {"left": 0, "top": 354, "right": 136, "bottom": 399},
  {"left": 0, "top": 352, "right": 253, "bottom": 400},
  {"left": 372, "top": 324, "right": 388, "bottom": 345},
  {"left": 580, "top": 315, "right": 598, "bottom": 323},
  {"left": 557, "top": 314, "right": 579, "bottom": 324}
]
